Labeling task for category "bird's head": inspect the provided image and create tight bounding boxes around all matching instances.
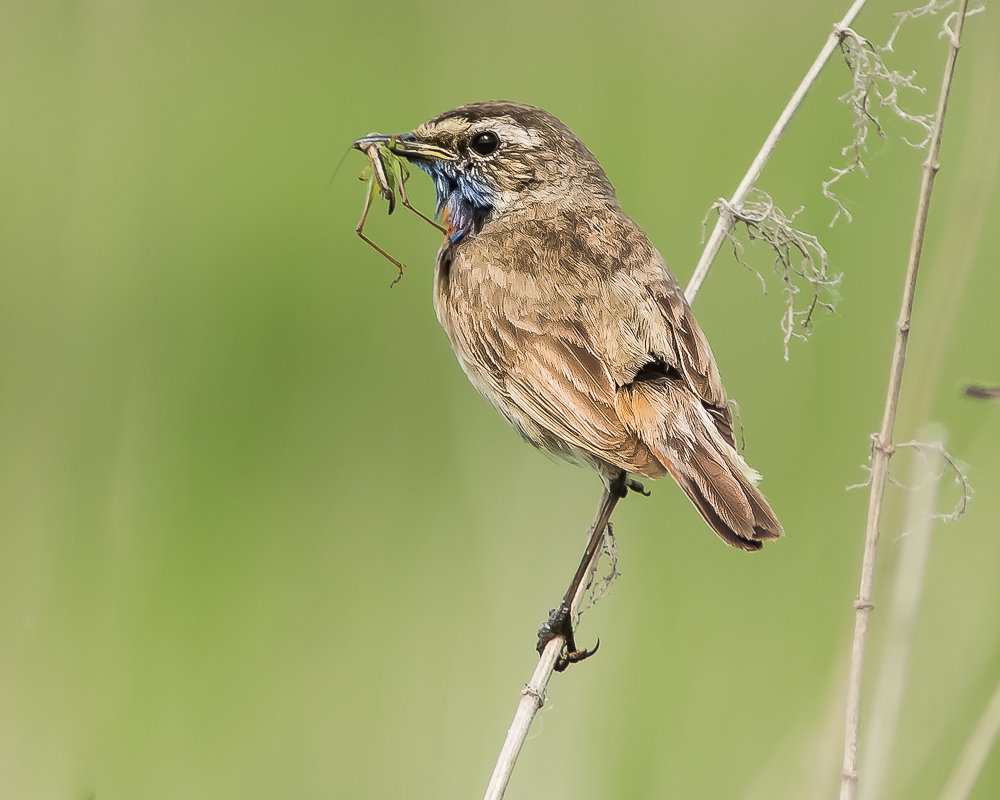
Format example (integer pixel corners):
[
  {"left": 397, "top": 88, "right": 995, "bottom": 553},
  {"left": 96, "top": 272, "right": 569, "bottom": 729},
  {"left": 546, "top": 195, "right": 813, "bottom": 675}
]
[{"left": 355, "top": 102, "right": 618, "bottom": 239}]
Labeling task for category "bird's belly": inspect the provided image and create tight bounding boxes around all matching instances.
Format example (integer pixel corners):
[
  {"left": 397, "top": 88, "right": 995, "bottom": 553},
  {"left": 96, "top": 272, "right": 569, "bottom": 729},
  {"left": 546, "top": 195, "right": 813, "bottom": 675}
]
[{"left": 435, "top": 301, "right": 607, "bottom": 474}]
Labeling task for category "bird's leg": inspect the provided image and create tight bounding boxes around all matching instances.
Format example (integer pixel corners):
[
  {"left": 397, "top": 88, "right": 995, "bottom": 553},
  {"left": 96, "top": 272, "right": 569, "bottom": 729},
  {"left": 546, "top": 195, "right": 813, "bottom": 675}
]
[{"left": 536, "top": 474, "right": 629, "bottom": 671}]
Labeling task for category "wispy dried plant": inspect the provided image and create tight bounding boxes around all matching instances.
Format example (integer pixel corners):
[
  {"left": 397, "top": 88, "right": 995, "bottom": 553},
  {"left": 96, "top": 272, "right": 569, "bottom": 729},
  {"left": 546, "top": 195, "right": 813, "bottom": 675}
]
[
  {"left": 710, "top": 192, "right": 841, "bottom": 359},
  {"left": 824, "top": 1, "right": 986, "bottom": 225},
  {"left": 883, "top": 0, "right": 986, "bottom": 53},
  {"left": 824, "top": 26, "right": 935, "bottom": 225},
  {"left": 684, "top": 0, "right": 870, "bottom": 306},
  {"left": 580, "top": 524, "right": 620, "bottom": 613},
  {"left": 848, "top": 437, "right": 970, "bottom": 525}
]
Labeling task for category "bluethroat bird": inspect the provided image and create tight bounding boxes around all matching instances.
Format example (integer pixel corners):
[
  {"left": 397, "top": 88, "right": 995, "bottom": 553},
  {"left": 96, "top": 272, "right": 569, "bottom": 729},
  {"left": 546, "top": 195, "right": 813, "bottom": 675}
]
[{"left": 356, "top": 101, "right": 783, "bottom": 556}]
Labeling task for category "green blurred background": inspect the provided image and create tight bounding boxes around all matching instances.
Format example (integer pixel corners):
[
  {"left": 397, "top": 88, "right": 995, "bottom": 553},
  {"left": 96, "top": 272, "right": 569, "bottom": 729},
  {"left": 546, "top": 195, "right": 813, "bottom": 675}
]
[{"left": 2, "top": 2, "right": 998, "bottom": 798}]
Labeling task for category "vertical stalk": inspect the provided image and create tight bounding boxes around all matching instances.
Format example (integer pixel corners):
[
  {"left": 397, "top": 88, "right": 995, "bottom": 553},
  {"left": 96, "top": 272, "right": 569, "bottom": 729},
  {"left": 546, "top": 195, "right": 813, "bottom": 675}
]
[{"left": 839, "top": 5, "right": 971, "bottom": 799}]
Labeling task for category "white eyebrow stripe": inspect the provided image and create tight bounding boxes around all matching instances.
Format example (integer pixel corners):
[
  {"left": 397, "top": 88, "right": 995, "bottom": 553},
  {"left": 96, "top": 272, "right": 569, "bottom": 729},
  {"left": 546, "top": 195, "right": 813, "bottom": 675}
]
[{"left": 474, "top": 118, "right": 545, "bottom": 148}]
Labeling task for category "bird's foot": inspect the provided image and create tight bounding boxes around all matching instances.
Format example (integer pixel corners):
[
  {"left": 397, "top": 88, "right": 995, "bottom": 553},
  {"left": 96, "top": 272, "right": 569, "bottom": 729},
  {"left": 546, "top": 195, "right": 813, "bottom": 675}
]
[
  {"left": 608, "top": 472, "right": 651, "bottom": 498},
  {"left": 536, "top": 606, "right": 600, "bottom": 672}
]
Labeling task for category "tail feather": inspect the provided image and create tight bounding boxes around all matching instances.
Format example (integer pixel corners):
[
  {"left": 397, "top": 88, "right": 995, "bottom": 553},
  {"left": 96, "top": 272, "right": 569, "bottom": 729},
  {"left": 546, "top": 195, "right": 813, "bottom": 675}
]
[
  {"left": 686, "top": 453, "right": 754, "bottom": 541},
  {"left": 673, "top": 467, "right": 763, "bottom": 551},
  {"left": 618, "top": 380, "right": 783, "bottom": 549},
  {"left": 671, "top": 446, "right": 783, "bottom": 550}
]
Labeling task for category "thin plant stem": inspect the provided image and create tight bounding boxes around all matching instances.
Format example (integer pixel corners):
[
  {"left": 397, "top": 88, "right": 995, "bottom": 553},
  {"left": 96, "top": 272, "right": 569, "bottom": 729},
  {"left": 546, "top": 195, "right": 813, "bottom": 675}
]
[
  {"left": 483, "top": 488, "right": 620, "bottom": 800},
  {"left": 839, "top": 5, "right": 971, "bottom": 799},
  {"left": 685, "top": 0, "right": 869, "bottom": 304},
  {"left": 908, "top": 41, "right": 1000, "bottom": 425},
  {"left": 482, "top": 633, "right": 564, "bottom": 800},
  {"left": 857, "top": 427, "right": 942, "bottom": 800}
]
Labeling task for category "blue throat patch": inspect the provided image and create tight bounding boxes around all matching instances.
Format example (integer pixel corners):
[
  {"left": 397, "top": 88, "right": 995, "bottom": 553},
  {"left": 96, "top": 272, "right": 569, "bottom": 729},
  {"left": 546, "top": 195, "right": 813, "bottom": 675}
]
[{"left": 417, "top": 162, "right": 494, "bottom": 237}]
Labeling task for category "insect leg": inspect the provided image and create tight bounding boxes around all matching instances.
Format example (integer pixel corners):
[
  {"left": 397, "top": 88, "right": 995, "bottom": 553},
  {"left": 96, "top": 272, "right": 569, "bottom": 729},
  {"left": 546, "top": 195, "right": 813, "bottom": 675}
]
[
  {"left": 356, "top": 176, "right": 406, "bottom": 287},
  {"left": 397, "top": 173, "right": 446, "bottom": 233}
]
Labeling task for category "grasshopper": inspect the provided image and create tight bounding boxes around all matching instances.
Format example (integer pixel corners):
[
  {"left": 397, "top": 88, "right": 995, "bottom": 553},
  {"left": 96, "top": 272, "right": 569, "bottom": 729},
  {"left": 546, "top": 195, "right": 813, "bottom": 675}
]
[{"left": 353, "top": 134, "right": 445, "bottom": 286}]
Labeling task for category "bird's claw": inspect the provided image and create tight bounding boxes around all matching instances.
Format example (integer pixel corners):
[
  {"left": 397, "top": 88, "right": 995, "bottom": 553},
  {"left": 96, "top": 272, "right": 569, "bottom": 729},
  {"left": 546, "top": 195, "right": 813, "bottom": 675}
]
[
  {"left": 608, "top": 472, "right": 650, "bottom": 498},
  {"left": 536, "top": 607, "right": 600, "bottom": 672},
  {"left": 554, "top": 638, "right": 600, "bottom": 672},
  {"left": 626, "top": 478, "right": 651, "bottom": 496}
]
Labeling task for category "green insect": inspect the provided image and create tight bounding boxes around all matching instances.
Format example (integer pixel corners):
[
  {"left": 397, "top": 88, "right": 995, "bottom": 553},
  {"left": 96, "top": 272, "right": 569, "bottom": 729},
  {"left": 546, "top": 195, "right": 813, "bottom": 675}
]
[{"left": 353, "top": 134, "right": 444, "bottom": 286}]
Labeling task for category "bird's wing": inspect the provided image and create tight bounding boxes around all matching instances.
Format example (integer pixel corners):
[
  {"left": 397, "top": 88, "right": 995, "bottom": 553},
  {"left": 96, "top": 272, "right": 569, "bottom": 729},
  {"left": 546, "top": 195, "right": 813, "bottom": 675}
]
[
  {"left": 454, "top": 309, "right": 666, "bottom": 477},
  {"left": 521, "top": 214, "right": 735, "bottom": 449},
  {"left": 442, "top": 210, "right": 734, "bottom": 471},
  {"left": 640, "top": 258, "right": 737, "bottom": 448}
]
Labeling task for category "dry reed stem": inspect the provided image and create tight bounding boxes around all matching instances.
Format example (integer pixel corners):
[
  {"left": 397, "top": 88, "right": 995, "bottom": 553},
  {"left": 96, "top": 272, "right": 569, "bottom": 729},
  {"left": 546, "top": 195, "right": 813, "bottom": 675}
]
[
  {"left": 684, "top": 0, "right": 869, "bottom": 303},
  {"left": 839, "top": 4, "right": 971, "bottom": 799},
  {"left": 857, "top": 429, "right": 942, "bottom": 800},
  {"left": 483, "top": 491, "right": 619, "bottom": 800},
  {"left": 483, "top": 634, "right": 564, "bottom": 800}
]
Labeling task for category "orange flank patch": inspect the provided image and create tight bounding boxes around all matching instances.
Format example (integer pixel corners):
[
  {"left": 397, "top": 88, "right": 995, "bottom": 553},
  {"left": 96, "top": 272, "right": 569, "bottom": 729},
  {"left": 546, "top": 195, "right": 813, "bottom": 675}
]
[
  {"left": 615, "top": 384, "right": 658, "bottom": 438},
  {"left": 440, "top": 206, "right": 458, "bottom": 240},
  {"left": 613, "top": 386, "right": 669, "bottom": 480}
]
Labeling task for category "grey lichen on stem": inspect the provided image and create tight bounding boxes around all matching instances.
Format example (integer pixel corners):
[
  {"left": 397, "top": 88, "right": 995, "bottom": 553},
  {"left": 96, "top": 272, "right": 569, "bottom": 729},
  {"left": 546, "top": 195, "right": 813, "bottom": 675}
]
[
  {"left": 823, "top": 25, "right": 935, "bottom": 225},
  {"left": 685, "top": 0, "right": 869, "bottom": 305},
  {"left": 839, "top": 3, "right": 973, "bottom": 799},
  {"left": 709, "top": 191, "right": 840, "bottom": 360}
]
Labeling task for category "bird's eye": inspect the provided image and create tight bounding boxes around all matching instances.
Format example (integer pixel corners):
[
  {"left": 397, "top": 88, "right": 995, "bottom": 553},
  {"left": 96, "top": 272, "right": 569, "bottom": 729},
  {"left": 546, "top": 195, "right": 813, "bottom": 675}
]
[{"left": 470, "top": 131, "right": 500, "bottom": 156}]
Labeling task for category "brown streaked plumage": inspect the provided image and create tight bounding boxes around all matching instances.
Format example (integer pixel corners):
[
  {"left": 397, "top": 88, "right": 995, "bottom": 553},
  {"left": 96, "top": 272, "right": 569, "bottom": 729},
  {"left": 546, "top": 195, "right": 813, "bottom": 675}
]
[{"left": 371, "top": 101, "right": 782, "bottom": 550}]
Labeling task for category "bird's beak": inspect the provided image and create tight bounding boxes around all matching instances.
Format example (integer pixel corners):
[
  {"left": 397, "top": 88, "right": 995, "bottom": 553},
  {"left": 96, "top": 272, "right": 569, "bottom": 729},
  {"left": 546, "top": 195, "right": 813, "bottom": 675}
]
[{"left": 352, "top": 132, "right": 457, "bottom": 163}]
